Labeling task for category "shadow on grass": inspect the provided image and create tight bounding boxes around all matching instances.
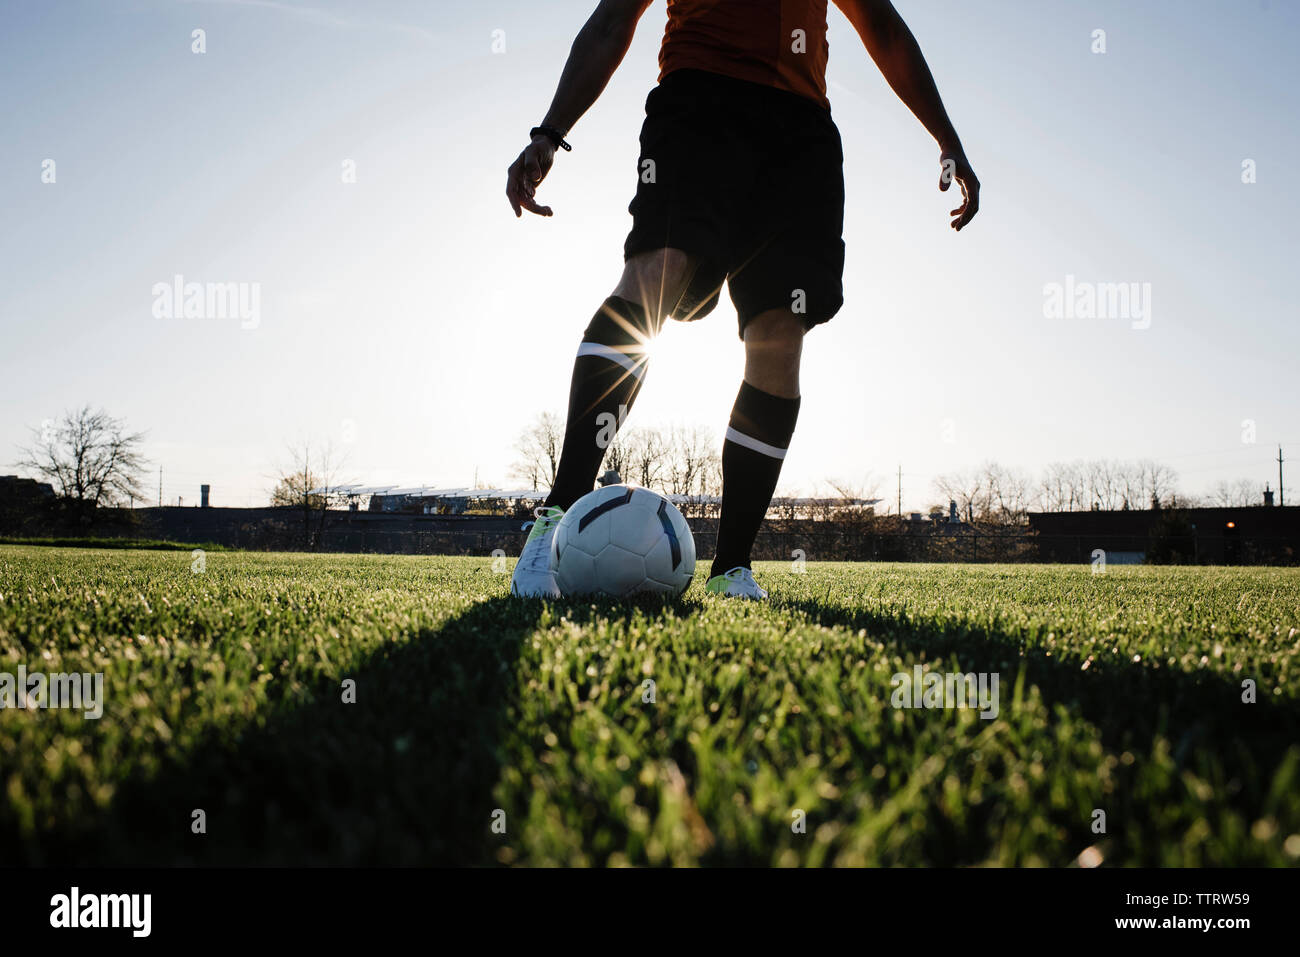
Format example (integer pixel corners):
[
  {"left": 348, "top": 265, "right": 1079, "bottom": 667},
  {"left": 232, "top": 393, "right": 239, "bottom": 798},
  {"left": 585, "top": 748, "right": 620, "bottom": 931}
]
[
  {"left": 19, "top": 587, "right": 1296, "bottom": 866},
  {"left": 29, "top": 591, "right": 705, "bottom": 866},
  {"left": 778, "top": 596, "right": 1300, "bottom": 793},
  {"left": 27, "top": 597, "right": 554, "bottom": 866}
]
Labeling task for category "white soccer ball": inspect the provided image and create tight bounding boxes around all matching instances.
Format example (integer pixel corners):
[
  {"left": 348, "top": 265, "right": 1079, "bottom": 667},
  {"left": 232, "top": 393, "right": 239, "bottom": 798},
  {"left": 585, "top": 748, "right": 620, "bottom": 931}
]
[{"left": 552, "top": 485, "right": 696, "bottom": 597}]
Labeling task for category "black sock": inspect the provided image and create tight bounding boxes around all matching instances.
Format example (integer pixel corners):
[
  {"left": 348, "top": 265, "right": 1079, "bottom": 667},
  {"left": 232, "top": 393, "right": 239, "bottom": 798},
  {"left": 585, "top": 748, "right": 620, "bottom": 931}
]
[
  {"left": 711, "top": 381, "right": 800, "bottom": 577},
  {"left": 545, "top": 297, "right": 659, "bottom": 510}
]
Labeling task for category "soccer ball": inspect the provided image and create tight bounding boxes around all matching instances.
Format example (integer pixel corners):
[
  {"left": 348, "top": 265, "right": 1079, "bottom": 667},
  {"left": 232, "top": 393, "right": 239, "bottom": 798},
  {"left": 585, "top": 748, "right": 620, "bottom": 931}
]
[{"left": 552, "top": 485, "right": 696, "bottom": 597}]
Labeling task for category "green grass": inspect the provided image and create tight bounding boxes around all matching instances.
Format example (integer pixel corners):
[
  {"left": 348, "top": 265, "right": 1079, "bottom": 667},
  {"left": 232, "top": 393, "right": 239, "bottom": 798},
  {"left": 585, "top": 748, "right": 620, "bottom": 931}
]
[{"left": 1, "top": 545, "right": 1297, "bottom": 866}]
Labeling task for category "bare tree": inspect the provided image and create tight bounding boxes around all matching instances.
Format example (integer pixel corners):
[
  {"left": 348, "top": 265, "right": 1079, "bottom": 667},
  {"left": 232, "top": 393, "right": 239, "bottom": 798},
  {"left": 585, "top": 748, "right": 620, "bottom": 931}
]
[
  {"left": 1084, "top": 459, "right": 1122, "bottom": 510},
  {"left": 981, "top": 462, "right": 1032, "bottom": 524},
  {"left": 1034, "top": 459, "right": 1179, "bottom": 512},
  {"left": 18, "top": 407, "right": 148, "bottom": 507},
  {"left": 1208, "top": 478, "right": 1259, "bottom": 508},
  {"left": 1137, "top": 459, "right": 1179, "bottom": 508},
  {"left": 1037, "top": 460, "right": 1086, "bottom": 512},
  {"left": 665, "top": 424, "right": 720, "bottom": 497},
  {"left": 814, "top": 476, "right": 881, "bottom": 520},
  {"left": 602, "top": 431, "right": 633, "bottom": 485},
  {"left": 935, "top": 463, "right": 1030, "bottom": 524},
  {"left": 825, "top": 474, "right": 882, "bottom": 503},
  {"left": 1115, "top": 460, "right": 1144, "bottom": 510},
  {"left": 270, "top": 441, "right": 347, "bottom": 549},
  {"left": 700, "top": 453, "right": 723, "bottom": 498},
  {"left": 508, "top": 411, "right": 564, "bottom": 491},
  {"left": 621, "top": 426, "right": 669, "bottom": 490},
  {"left": 934, "top": 468, "right": 987, "bottom": 522}
]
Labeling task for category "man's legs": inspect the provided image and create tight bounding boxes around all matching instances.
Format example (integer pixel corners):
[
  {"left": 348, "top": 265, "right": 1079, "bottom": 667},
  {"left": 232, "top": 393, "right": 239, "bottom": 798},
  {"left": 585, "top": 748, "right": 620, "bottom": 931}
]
[
  {"left": 710, "top": 308, "right": 805, "bottom": 579},
  {"left": 544, "top": 248, "right": 698, "bottom": 510}
]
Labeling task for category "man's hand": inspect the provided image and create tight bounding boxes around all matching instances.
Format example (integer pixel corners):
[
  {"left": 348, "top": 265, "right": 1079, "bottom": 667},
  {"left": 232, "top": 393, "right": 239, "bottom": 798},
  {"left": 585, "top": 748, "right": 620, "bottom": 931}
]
[
  {"left": 504, "top": 1, "right": 650, "bottom": 217},
  {"left": 939, "top": 148, "right": 979, "bottom": 232},
  {"left": 506, "top": 135, "right": 558, "bottom": 218}
]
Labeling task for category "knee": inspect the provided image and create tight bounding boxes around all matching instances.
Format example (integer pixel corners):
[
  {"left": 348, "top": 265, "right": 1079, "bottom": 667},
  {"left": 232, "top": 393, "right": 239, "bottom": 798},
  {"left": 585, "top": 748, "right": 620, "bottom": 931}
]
[
  {"left": 583, "top": 295, "right": 658, "bottom": 348},
  {"left": 613, "top": 248, "right": 697, "bottom": 323},
  {"left": 744, "top": 309, "right": 805, "bottom": 353},
  {"left": 742, "top": 309, "right": 804, "bottom": 397}
]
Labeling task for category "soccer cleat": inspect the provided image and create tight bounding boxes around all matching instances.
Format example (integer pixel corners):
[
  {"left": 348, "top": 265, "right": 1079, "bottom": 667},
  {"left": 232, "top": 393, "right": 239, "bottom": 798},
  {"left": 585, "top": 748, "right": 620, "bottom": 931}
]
[
  {"left": 510, "top": 505, "right": 565, "bottom": 598},
  {"left": 704, "top": 566, "right": 768, "bottom": 600}
]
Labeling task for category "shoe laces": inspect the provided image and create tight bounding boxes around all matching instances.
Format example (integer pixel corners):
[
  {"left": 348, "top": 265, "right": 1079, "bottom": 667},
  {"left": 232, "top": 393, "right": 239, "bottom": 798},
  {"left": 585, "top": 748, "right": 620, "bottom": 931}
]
[
  {"left": 519, "top": 506, "right": 561, "bottom": 573},
  {"left": 521, "top": 505, "right": 561, "bottom": 533}
]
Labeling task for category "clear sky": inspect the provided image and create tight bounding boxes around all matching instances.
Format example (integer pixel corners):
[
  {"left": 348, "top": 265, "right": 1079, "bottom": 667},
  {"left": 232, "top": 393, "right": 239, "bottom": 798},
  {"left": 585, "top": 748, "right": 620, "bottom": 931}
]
[{"left": 2, "top": 0, "right": 1297, "bottom": 508}]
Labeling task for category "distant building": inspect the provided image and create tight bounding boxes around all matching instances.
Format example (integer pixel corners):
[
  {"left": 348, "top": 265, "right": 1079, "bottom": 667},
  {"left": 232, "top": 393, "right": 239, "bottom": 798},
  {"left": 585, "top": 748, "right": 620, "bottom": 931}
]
[
  {"left": 0, "top": 475, "right": 57, "bottom": 534},
  {"left": 346, "top": 481, "right": 881, "bottom": 520},
  {"left": 1028, "top": 497, "right": 1299, "bottom": 564},
  {"left": 0, "top": 475, "right": 56, "bottom": 504},
  {"left": 362, "top": 488, "right": 547, "bottom": 515}
]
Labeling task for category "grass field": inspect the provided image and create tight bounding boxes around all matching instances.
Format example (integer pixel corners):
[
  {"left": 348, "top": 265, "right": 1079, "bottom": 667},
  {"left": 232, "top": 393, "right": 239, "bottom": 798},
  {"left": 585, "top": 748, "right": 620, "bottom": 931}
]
[{"left": 1, "top": 545, "right": 1297, "bottom": 866}]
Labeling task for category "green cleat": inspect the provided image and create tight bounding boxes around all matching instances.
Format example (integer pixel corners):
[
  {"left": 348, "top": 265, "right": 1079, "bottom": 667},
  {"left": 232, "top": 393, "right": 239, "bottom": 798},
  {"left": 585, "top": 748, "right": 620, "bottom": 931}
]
[
  {"left": 510, "top": 505, "right": 565, "bottom": 598},
  {"left": 704, "top": 566, "right": 768, "bottom": 600}
]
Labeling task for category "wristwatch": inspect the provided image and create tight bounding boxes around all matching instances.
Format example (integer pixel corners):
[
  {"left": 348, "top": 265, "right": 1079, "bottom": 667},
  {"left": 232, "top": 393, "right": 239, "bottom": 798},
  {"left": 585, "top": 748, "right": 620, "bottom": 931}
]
[{"left": 529, "top": 124, "right": 572, "bottom": 152}]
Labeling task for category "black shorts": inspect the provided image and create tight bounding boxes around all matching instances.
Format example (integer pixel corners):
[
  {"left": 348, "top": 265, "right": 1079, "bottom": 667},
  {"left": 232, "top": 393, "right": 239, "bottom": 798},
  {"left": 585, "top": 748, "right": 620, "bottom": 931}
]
[{"left": 624, "top": 68, "right": 846, "bottom": 338}]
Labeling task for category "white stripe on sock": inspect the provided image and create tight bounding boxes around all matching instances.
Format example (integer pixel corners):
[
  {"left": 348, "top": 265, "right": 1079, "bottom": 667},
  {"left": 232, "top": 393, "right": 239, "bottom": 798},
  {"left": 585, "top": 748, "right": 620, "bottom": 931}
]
[
  {"left": 725, "top": 426, "right": 787, "bottom": 460},
  {"left": 577, "top": 342, "right": 646, "bottom": 379}
]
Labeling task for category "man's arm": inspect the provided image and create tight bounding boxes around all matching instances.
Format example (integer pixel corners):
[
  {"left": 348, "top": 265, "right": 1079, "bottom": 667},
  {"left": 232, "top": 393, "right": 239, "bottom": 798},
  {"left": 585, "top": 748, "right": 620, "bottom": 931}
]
[
  {"left": 833, "top": 0, "right": 979, "bottom": 230},
  {"left": 506, "top": 0, "right": 651, "bottom": 218}
]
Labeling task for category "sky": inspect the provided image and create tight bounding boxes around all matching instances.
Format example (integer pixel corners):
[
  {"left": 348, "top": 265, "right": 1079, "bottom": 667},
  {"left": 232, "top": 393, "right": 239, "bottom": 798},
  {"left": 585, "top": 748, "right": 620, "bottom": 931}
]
[{"left": 2, "top": 0, "right": 1297, "bottom": 509}]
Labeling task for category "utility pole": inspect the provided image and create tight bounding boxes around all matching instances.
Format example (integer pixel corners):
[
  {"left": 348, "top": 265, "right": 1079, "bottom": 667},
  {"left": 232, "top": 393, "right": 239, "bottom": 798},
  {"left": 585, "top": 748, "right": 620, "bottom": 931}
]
[
  {"left": 897, "top": 464, "right": 902, "bottom": 516},
  {"left": 1280, "top": 446, "right": 1285, "bottom": 507},
  {"left": 158, "top": 467, "right": 162, "bottom": 507}
]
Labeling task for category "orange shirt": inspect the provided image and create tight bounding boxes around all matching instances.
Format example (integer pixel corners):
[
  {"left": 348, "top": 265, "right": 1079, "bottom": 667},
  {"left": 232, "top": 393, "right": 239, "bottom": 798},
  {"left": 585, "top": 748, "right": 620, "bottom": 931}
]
[{"left": 660, "top": 0, "right": 833, "bottom": 110}]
